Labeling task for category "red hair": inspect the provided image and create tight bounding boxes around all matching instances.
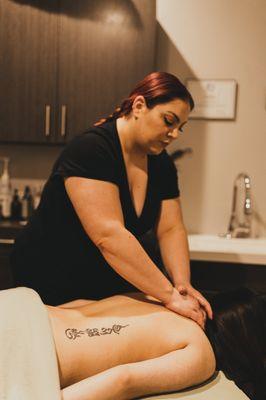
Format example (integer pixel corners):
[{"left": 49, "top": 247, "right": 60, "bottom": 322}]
[{"left": 94, "top": 71, "right": 194, "bottom": 126}]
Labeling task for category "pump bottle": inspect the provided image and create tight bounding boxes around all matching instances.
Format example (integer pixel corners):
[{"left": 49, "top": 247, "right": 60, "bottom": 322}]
[{"left": 0, "top": 157, "right": 12, "bottom": 218}]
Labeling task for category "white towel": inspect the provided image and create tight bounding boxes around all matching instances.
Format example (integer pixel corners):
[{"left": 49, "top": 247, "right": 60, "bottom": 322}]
[{"left": 0, "top": 287, "right": 61, "bottom": 400}]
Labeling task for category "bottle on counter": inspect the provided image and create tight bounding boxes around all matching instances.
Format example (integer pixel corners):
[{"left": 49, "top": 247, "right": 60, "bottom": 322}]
[
  {"left": 21, "top": 185, "right": 34, "bottom": 220},
  {"left": 0, "top": 199, "right": 3, "bottom": 220},
  {"left": 33, "top": 185, "right": 42, "bottom": 210},
  {"left": 11, "top": 188, "right": 22, "bottom": 221},
  {"left": 0, "top": 157, "right": 12, "bottom": 219}
]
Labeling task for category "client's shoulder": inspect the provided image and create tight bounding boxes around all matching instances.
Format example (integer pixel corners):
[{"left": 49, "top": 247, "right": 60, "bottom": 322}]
[
  {"left": 167, "top": 313, "right": 216, "bottom": 377},
  {"left": 186, "top": 321, "right": 217, "bottom": 375}
]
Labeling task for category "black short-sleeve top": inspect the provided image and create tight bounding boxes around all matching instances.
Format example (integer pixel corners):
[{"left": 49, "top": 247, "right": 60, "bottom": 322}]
[
  {"left": 52, "top": 119, "right": 180, "bottom": 236},
  {"left": 11, "top": 119, "right": 180, "bottom": 302}
]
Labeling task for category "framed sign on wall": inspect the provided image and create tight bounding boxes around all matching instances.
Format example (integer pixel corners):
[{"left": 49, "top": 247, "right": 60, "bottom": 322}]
[{"left": 186, "top": 79, "right": 237, "bottom": 120}]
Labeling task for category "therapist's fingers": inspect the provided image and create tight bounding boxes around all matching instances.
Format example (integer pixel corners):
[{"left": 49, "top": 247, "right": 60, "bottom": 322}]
[
  {"left": 201, "top": 307, "right": 207, "bottom": 327},
  {"left": 196, "top": 296, "right": 213, "bottom": 320},
  {"left": 180, "top": 285, "right": 213, "bottom": 320},
  {"left": 189, "top": 309, "right": 205, "bottom": 330}
]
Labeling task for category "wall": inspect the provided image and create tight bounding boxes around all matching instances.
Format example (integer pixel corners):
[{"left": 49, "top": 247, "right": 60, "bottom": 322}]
[
  {"left": 156, "top": 0, "right": 266, "bottom": 236},
  {"left": 0, "top": 144, "right": 61, "bottom": 180}
]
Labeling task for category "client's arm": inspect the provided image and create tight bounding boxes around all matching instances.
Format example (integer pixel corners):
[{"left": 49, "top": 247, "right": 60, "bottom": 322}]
[
  {"left": 61, "top": 344, "right": 215, "bottom": 400},
  {"left": 61, "top": 365, "right": 128, "bottom": 400},
  {"left": 124, "top": 343, "right": 215, "bottom": 399}
]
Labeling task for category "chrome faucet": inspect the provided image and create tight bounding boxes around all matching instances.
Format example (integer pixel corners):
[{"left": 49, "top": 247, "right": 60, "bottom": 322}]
[{"left": 226, "top": 173, "right": 252, "bottom": 238}]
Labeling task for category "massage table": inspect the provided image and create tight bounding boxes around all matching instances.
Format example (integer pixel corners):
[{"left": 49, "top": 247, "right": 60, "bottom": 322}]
[
  {"left": 0, "top": 287, "right": 249, "bottom": 400},
  {"left": 143, "top": 371, "right": 248, "bottom": 399}
]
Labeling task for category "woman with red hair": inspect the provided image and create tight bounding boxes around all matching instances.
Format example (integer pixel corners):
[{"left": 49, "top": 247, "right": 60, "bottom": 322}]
[{"left": 11, "top": 71, "right": 212, "bottom": 327}]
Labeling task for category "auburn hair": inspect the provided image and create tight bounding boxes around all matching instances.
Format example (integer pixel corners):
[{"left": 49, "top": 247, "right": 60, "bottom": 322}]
[{"left": 94, "top": 71, "right": 194, "bottom": 126}]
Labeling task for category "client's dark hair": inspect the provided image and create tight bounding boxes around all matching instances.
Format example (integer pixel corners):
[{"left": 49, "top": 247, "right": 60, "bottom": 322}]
[{"left": 205, "top": 287, "right": 266, "bottom": 400}]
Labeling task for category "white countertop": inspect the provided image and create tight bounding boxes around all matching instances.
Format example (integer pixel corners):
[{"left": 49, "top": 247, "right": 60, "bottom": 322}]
[{"left": 188, "top": 234, "right": 266, "bottom": 265}]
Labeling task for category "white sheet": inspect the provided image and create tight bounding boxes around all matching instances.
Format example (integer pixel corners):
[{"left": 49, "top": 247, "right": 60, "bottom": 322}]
[
  {"left": 141, "top": 369, "right": 249, "bottom": 399},
  {"left": 0, "top": 287, "right": 61, "bottom": 400}
]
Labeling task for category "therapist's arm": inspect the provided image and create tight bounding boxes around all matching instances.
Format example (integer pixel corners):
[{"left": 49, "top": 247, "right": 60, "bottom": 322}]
[
  {"left": 155, "top": 198, "right": 191, "bottom": 285},
  {"left": 65, "top": 177, "right": 205, "bottom": 326},
  {"left": 64, "top": 177, "right": 173, "bottom": 305},
  {"left": 155, "top": 198, "right": 212, "bottom": 319}
]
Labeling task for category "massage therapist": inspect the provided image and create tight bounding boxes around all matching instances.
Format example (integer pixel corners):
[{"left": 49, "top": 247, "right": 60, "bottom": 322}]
[{"left": 10, "top": 72, "right": 212, "bottom": 327}]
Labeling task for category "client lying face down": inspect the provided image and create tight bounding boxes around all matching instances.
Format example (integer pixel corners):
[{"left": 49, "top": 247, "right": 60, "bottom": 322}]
[
  {"left": 46, "top": 287, "right": 265, "bottom": 400},
  {"left": 205, "top": 287, "right": 266, "bottom": 400}
]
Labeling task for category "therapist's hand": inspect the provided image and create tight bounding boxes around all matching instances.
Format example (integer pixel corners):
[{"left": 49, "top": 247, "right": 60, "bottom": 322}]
[
  {"left": 175, "top": 282, "right": 213, "bottom": 320},
  {"left": 164, "top": 288, "right": 206, "bottom": 329}
]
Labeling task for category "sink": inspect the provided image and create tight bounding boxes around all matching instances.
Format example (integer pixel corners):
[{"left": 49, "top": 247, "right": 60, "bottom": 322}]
[{"left": 188, "top": 234, "right": 266, "bottom": 265}]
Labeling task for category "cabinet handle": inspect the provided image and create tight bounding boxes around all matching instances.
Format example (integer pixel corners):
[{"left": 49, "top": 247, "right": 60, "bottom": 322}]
[
  {"left": 45, "top": 105, "right": 51, "bottom": 136},
  {"left": 61, "top": 105, "right": 67, "bottom": 137},
  {"left": 0, "top": 239, "right": 14, "bottom": 244}
]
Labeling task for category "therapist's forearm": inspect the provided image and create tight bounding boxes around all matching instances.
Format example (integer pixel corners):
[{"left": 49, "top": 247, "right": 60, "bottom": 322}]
[
  {"left": 97, "top": 227, "right": 173, "bottom": 304},
  {"left": 157, "top": 226, "right": 191, "bottom": 285}
]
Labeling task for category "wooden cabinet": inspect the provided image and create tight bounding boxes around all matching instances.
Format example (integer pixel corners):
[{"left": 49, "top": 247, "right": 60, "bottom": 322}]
[
  {"left": 0, "top": 0, "right": 156, "bottom": 144},
  {"left": 0, "top": 0, "right": 58, "bottom": 143}
]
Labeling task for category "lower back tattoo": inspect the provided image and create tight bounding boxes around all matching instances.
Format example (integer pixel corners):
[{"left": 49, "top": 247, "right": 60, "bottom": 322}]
[{"left": 65, "top": 324, "right": 130, "bottom": 340}]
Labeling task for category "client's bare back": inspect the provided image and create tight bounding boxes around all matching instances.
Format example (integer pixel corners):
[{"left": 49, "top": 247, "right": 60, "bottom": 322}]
[{"left": 47, "top": 292, "right": 215, "bottom": 392}]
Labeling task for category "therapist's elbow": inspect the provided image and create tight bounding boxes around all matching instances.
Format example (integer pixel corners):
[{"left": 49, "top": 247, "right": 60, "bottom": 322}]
[{"left": 94, "top": 221, "right": 128, "bottom": 252}]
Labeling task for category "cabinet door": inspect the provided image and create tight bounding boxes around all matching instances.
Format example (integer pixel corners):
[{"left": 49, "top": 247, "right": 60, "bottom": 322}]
[
  {"left": 56, "top": 0, "right": 156, "bottom": 142},
  {"left": 0, "top": 0, "right": 58, "bottom": 143}
]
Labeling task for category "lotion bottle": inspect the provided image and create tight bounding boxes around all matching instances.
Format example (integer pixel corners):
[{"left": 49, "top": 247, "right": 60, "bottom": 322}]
[
  {"left": 21, "top": 185, "right": 34, "bottom": 220},
  {"left": 0, "top": 157, "right": 11, "bottom": 218}
]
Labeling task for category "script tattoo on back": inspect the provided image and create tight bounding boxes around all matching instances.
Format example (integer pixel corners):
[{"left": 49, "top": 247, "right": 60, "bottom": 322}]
[{"left": 65, "top": 324, "right": 130, "bottom": 340}]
